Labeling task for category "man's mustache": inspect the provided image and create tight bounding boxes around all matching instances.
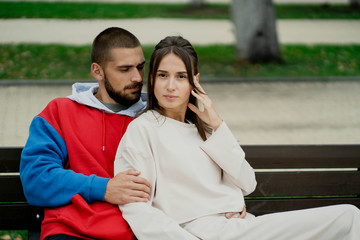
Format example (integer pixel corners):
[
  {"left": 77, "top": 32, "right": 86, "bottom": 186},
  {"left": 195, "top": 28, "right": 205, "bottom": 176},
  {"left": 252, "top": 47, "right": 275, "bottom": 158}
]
[{"left": 125, "top": 82, "right": 143, "bottom": 90}]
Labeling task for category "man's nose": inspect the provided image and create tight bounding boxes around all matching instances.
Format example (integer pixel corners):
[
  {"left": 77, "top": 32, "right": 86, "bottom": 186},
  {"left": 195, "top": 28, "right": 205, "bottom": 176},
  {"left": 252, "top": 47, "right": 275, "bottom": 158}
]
[{"left": 132, "top": 69, "right": 143, "bottom": 82}]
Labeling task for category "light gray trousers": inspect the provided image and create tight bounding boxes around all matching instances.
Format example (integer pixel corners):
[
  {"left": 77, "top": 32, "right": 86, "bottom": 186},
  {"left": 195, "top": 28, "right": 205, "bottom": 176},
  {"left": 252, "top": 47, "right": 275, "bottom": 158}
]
[{"left": 182, "top": 204, "right": 360, "bottom": 240}]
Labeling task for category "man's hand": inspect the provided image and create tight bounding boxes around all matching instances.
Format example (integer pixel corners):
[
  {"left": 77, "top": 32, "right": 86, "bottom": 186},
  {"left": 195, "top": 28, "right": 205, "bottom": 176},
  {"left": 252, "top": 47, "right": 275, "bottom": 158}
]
[
  {"left": 104, "top": 169, "right": 151, "bottom": 205},
  {"left": 225, "top": 206, "right": 247, "bottom": 219}
]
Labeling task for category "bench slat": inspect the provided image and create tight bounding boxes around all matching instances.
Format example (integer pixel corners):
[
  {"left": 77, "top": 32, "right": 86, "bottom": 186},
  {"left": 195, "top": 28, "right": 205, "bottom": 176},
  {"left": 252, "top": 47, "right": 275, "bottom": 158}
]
[
  {"left": 243, "top": 145, "right": 360, "bottom": 169},
  {"left": 0, "top": 147, "right": 22, "bottom": 172},
  {"left": 250, "top": 171, "right": 360, "bottom": 197},
  {"left": 0, "top": 175, "right": 27, "bottom": 202},
  {"left": 0, "top": 204, "right": 43, "bottom": 230},
  {"left": 246, "top": 198, "right": 360, "bottom": 216}
]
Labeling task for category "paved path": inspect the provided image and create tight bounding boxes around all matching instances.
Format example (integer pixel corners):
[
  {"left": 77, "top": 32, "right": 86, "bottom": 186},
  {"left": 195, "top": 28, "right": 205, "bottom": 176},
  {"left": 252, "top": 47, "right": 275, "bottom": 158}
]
[
  {"left": 1, "top": 80, "right": 360, "bottom": 147},
  {"left": 1, "top": 0, "right": 359, "bottom": 147},
  {"left": 1, "top": 19, "right": 360, "bottom": 45}
]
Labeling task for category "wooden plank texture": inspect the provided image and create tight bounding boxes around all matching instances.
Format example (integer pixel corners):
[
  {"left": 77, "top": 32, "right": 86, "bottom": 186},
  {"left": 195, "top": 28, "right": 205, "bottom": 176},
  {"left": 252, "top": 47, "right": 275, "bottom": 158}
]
[
  {"left": 246, "top": 198, "right": 360, "bottom": 216},
  {"left": 243, "top": 145, "right": 360, "bottom": 169},
  {"left": 0, "top": 147, "right": 22, "bottom": 172},
  {"left": 0, "top": 204, "right": 43, "bottom": 230},
  {"left": 250, "top": 171, "right": 360, "bottom": 197},
  {"left": 0, "top": 175, "right": 27, "bottom": 202}
]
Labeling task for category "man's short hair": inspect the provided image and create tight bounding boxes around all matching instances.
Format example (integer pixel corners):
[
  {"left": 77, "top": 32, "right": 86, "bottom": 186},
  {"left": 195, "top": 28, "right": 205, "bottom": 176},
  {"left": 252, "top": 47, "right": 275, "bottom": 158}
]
[{"left": 91, "top": 27, "right": 141, "bottom": 67}]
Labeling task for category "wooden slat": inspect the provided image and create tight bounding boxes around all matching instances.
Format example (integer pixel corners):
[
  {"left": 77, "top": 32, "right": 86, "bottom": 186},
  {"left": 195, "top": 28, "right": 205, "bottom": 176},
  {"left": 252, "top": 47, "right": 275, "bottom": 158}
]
[
  {"left": 243, "top": 145, "right": 360, "bottom": 169},
  {"left": 246, "top": 198, "right": 360, "bottom": 216},
  {"left": 0, "top": 204, "right": 43, "bottom": 230},
  {"left": 249, "top": 171, "right": 360, "bottom": 197},
  {"left": 0, "top": 175, "right": 27, "bottom": 202},
  {"left": 0, "top": 147, "right": 22, "bottom": 172}
]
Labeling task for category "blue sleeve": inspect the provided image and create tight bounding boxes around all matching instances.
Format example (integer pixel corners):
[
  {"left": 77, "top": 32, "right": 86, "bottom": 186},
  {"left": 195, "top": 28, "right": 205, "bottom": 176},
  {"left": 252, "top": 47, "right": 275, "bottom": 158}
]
[{"left": 20, "top": 116, "right": 109, "bottom": 207}]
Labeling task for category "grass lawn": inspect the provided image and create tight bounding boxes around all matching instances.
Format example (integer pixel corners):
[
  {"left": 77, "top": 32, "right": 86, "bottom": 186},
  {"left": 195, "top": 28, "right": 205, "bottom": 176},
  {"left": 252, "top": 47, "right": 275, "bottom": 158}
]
[
  {"left": 0, "top": 44, "right": 358, "bottom": 80},
  {"left": 0, "top": 2, "right": 359, "bottom": 19}
]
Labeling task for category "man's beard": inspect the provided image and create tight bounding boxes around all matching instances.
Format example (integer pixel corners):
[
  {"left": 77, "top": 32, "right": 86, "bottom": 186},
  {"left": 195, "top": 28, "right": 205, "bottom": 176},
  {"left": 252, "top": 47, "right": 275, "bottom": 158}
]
[{"left": 104, "top": 73, "right": 143, "bottom": 107}]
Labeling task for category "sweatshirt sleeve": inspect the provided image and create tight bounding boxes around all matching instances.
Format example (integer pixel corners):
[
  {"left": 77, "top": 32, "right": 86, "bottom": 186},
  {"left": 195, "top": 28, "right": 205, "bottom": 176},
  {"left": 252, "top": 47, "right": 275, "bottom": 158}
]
[
  {"left": 200, "top": 122, "right": 257, "bottom": 196},
  {"left": 20, "top": 116, "right": 109, "bottom": 207},
  {"left": 114, "top": 134, "right": 199, "bottom": 240}
]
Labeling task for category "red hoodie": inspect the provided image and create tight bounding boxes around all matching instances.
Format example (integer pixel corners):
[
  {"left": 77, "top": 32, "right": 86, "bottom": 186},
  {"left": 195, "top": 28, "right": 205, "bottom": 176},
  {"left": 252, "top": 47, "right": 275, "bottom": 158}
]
[{"left": 24, "top": 98, "right": 135, "bottom": 239}]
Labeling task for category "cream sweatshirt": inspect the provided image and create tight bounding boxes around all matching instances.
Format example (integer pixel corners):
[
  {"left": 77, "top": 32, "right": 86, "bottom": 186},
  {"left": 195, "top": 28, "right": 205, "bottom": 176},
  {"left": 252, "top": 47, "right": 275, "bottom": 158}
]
[{"left": 114, "top": 110, "right": 257, "bottom": 240}]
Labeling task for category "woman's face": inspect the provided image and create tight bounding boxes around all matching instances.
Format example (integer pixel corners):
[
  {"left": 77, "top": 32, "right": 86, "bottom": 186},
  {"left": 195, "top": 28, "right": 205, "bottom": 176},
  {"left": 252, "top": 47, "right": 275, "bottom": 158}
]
[{"left": 154, "top": 53, "right": 193, "bottom": 120}]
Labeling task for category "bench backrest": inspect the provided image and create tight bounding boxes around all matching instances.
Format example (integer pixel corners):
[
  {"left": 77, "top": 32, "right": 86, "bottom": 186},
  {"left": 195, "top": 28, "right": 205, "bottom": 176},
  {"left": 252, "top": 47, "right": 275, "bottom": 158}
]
[
  {"left": 243, "top": 145, "right": 360, "bottom": 215},
  {"left": 0, "top": 145, "right": 359, "bottom": 231},
  {"left": 0, "top": 147, "right": 43, "bottom": 232}
]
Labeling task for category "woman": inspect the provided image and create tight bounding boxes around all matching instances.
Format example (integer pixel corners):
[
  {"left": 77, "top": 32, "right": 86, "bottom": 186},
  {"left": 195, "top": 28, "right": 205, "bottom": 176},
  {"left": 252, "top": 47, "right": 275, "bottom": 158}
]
[{"left": 114, "top": 36, "right": 360, "bottom": 240}]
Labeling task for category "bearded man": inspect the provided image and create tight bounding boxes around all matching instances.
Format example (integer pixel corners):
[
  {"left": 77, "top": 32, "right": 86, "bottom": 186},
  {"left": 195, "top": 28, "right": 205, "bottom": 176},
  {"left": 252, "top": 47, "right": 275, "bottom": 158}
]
[{"left": 20, "top": 27, "right": 151, "bottom": 240}]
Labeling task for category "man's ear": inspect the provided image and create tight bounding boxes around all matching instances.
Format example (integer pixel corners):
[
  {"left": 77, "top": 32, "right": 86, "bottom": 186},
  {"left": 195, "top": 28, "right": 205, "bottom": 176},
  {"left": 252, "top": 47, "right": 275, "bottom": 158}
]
[{"left": 91, "top": 63, "right": 104, "bottom": 82}]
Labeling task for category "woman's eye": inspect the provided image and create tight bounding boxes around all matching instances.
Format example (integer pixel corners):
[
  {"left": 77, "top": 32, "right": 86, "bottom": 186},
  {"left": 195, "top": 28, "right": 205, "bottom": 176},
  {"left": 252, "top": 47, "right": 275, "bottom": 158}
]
[
  {"left": 178, "top": 75, "right": 187, "bottom": 80},
  {"left": 158, "top": 73, "right": 166, "bottom": 78}
]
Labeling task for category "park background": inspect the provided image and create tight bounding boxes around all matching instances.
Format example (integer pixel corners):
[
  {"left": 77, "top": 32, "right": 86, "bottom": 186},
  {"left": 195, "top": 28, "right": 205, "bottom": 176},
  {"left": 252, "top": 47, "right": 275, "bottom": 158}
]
[
  {"left": 0, "top": 0, "right": 360, "bottom": 239},
  {"left": 1, "top": 0, "right": 359, "bottom": 147}
]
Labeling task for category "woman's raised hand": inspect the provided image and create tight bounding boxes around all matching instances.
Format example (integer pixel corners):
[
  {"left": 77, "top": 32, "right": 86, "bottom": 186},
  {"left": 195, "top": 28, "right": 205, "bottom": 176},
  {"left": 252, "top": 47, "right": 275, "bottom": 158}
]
[{"left": 188, "top": 76, "right": 223, "bottom": 130}]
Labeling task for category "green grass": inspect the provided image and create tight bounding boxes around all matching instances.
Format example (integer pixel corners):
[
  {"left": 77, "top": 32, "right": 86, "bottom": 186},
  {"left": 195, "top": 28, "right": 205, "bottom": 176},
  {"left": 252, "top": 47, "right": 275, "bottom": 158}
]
[
  {"left": 0, "top": 44, "right": 359, "bottom": 80},
  {"left": 0, "top": 2, "right": 359, "bottom": 19},
  {"left": 0, "top": 230, "right": 27, "bottom": 240}
]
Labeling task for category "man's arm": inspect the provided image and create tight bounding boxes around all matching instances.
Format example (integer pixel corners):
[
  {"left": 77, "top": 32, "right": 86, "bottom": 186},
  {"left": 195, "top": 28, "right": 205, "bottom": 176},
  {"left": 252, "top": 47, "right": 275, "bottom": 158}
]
[
  {"left": 20, "top": 116, "right": 109, "bottom": 207},
  {"left": 20, "top": 116, "right": 150, "bottom": 207}
]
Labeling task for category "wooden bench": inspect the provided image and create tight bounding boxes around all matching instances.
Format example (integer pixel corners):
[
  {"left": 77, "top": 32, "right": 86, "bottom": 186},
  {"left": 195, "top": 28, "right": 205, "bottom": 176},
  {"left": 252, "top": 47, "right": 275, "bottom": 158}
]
[
  {"left": 1, "top": 145, "right": 359, "bottom": 239},
  {"left": 244, "top": 145, "right": 360, "bottom": 215},
  {"left": 0, "top": 147, "right": 42, "bottom": 240}
]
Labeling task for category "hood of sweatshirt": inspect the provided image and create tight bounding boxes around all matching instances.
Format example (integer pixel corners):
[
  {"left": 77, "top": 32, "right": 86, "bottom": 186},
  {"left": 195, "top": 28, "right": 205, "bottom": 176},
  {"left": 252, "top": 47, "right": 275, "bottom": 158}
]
[{"left": 67, "top": 82, "right": 147, "bottom": 117}]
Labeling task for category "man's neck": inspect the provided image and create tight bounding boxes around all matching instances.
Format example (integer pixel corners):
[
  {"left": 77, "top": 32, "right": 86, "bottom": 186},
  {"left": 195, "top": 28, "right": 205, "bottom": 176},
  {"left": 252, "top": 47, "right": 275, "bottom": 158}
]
[{"left": 94, "top": 92, "right": 128, "bottom": 112}]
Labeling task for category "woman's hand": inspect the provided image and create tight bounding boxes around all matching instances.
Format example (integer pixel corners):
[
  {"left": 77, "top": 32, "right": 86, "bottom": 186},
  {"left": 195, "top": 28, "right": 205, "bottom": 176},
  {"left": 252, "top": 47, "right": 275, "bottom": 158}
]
[
  {"left": 188, "top": 76, "right": 223, "bottom": 130},
  {"left": 225, "top": 206, "right": 247, "bottom": 219}
]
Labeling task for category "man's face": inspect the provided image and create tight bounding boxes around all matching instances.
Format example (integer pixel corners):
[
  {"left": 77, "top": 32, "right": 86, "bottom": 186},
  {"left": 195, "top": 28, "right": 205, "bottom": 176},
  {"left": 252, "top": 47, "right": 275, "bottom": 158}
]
[{"left": 103, "top": 46, "right": 145, "bottom": 107}]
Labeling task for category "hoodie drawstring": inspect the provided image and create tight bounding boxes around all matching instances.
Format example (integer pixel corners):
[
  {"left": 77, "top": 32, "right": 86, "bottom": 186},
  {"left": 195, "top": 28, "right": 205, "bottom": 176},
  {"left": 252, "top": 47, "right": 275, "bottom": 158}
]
[{"left": 102, "top": 110, "right": 106, "bottom": 152}]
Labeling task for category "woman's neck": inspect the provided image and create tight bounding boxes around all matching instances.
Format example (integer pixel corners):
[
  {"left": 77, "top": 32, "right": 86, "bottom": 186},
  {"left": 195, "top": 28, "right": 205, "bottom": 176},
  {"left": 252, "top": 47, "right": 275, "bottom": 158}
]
[{"left": 157, "top": 108, "right": 186, "bottom": 122}]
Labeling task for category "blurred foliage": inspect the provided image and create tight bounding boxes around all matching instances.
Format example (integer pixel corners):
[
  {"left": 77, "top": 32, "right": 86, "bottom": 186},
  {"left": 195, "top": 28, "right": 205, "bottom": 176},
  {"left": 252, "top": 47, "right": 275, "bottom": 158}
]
[
  {"left": 0, "top": 231, "right": 26, "bottom": 240},
  {"left": 0, "top": 2, "right": 359, "bottom": 19},
  {"left": 0, "top": 44, "right": 359, "bottom": 80},
  {"left": 0, "top": 44, "right": 91, "bottom": 80}
]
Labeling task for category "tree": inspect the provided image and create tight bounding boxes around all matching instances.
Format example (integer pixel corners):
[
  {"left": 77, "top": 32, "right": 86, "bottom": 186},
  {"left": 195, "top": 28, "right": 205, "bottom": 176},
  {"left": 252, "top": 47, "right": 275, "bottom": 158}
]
[
  {"left": 230, "top": 0, "right": 282, "bottom": 63},
  {"left": 349, "top": 0, "right": 360, "bottom": 7},
  {"left": 191, "top": 0, "right": 205, "bottom": 7}
]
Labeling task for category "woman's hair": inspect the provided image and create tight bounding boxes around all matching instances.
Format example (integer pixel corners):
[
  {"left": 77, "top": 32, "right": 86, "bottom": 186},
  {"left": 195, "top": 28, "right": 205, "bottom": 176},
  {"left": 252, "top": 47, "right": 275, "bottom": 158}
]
[
  {"left": 146, "top": 36, "right": 211, "bottom": 141},
  {"left": 91, "top": 27, "right": 141, "bottom": 68}
]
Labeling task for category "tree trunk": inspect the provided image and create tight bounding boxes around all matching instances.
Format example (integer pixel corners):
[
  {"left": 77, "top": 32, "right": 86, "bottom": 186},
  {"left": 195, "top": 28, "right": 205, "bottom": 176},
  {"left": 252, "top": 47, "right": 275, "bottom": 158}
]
[
  {"left": 349, "top": 0, "right": 360, "bottom": 7},
  {"left": 230, "top": 0, "right": 282, "bottom": 63},
  {"left": 191, "top": 0, "right": 205, "bottom": 7}
]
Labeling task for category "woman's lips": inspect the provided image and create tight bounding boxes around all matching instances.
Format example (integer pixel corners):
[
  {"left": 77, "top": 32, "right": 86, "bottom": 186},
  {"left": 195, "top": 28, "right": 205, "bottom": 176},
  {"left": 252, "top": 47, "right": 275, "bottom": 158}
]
[{"left": 164, "top": 95, "right": 177, "bottom": 100}]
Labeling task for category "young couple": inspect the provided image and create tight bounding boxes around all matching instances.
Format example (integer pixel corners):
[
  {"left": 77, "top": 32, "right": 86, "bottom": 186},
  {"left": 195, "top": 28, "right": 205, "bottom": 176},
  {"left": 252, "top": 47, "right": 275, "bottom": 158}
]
[{"left": 21, "top": 27, "right": 359, "bottom": 240}]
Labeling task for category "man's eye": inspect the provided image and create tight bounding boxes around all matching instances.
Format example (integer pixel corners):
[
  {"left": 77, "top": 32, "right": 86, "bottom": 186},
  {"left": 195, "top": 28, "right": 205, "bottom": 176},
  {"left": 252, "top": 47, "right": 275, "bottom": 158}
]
[
  {"left": 119, "top": 68, "right": 129, "bottom": 72},
  {"left": 137, "top": 65, "right": 145, "bottom": 70}
]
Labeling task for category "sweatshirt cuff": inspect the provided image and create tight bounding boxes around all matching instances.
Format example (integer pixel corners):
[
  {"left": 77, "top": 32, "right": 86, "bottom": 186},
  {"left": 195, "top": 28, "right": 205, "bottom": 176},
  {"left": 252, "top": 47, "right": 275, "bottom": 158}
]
[
  {"left": 89, "top": 175, "right": 110, "bottom": 202},
  {"left": 201, "top": 122, "right": 245, "bottom": 170}
]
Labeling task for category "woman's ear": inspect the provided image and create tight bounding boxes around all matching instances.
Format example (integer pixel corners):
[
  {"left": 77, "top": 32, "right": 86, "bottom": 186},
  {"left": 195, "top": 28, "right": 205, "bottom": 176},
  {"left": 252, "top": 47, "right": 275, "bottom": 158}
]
[
  {"left": 195, "top": 73, "right": 200, "bottom": 82},
  {"left": 91, "top": 63, "right": 104, "bottom": 82}
]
